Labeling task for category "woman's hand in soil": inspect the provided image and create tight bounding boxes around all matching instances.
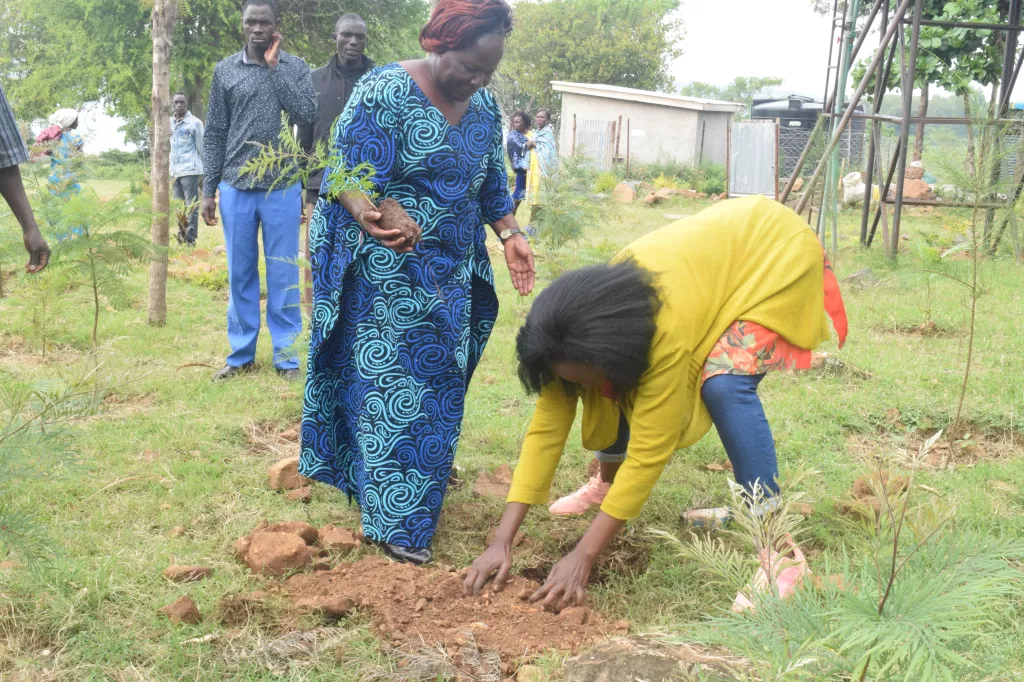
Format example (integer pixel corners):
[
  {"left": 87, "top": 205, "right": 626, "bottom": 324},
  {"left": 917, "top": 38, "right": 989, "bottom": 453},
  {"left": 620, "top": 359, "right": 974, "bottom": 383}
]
[
  {"left": 530, "top": 549, "right": 593, "bottom": 611},
  {"left": 463, "top": 541, "right": 513, "bottom": 596},
  {"left": 360, "top": 209, "right": 413, "bottom": 253},
  {"left": 504, "top": 234, "right": 535, "bottom": 296}
]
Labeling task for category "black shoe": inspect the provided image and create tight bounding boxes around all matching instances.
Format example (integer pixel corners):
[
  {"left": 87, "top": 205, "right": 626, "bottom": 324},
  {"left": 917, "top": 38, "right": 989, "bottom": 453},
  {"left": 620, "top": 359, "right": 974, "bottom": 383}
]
[
  {"left": 212, "top": 363, "right": 254, "bottom": 382},
  {"left": 276, "top": 368, "right": 301, "bottom": 381},
  {"left": 370, "top": 539, "right": 433, "bottom": 566}
]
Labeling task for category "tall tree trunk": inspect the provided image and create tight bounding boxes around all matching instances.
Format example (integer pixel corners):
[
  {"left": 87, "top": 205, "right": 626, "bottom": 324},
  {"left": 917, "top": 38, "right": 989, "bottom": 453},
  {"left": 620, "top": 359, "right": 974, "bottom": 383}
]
[
  {"left": 913, "top": 82, "right": 928, "bottom": 162},
  {"left": 148, "top": 0, "right": 178, "bottom": 327},
  {"left": 964, "top": 93, "right": 977, "bottom": 176}
]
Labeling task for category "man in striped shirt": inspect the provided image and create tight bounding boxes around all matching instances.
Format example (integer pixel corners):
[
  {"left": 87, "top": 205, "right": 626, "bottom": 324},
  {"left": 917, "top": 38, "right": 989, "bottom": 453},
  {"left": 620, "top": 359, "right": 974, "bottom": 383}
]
[{"left": 0, "top": 81, "right": 49, "bottom": 273}]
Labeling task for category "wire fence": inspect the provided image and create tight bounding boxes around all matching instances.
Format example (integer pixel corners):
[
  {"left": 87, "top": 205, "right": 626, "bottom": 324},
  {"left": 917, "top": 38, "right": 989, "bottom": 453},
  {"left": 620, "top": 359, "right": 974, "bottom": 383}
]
[{"left": 777, "top": 127, "right": 867, "bottom": 180}]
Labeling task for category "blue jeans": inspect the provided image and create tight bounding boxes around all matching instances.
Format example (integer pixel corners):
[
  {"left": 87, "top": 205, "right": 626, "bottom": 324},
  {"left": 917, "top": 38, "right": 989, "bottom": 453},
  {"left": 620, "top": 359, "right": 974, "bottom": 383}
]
[
  {"left": 218, "top": 182, "right": 302, "bottom": 370},
  {"left": 597, "top": 374, "right": 779, "bottom": 494}
]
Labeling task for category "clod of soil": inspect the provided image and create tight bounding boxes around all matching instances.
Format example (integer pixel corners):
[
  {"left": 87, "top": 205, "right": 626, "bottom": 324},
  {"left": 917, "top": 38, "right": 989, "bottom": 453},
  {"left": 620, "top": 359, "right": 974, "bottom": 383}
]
[
  {"left": 265, "top": 521, "right": 319, "bottom": 545},
  {"left": 162, "top": 565, "right": 213, "bottom": 583},
  {"left": 320, "top": 525, "right": 360, "bottom": 552},
  {"left": 473, "top": 464, "right": 513, "bottom": 499},
  {"left": 705, "top": 462, "right": 732, "bottom": 472},
  {"left": 377, "top": 198, "right": 422, "bottom": 247},
  {"left": 851, "top": 471, "right": 909, "bottom": 500},
  {"left": 295, "top": 596, "right": 353, "bottom": 620},
  {"left": 485, "top": 528, "right": 526, "bottom": 548},
  {"left": 246, "top": 532, "right": 312, "bottom": 576},
  {"left": 287, "top": 486, "right": 313, "bottom": 503},
  {"left": 278, "top": 425, "right": 300, "bottom": 442},
  {"left": 159, "top": 595, "right": 201, "bottom": 625},
  {"left": 267, "top": 457, "right": 306, "bottom": 491},
  {"left": 283, "top": 556, "right": 609, "bottom": 662},
  {"left": 234, "top": 536, "right": 252, "bottom": 561}
]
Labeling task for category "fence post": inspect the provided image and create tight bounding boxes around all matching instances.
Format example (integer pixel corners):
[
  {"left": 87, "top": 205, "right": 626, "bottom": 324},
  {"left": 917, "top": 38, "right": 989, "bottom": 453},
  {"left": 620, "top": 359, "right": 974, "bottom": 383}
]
[
  {"left": 609, "top": 121, "right": 616, "bottom": 170},
  {"left": 626, "top": 119, "right": 631, "bottom": 176},
  {"left": 725, "top": 119, "right": 732, "bottom": 198},
  {"left": 572, "top": 114, "right": 577, "bottom": 156},
  {"left": 615, "top": 114, "right": 623, "bottom": 160},
  {"left": 775, "top": 119, "right": 781, "bottom": 200}
]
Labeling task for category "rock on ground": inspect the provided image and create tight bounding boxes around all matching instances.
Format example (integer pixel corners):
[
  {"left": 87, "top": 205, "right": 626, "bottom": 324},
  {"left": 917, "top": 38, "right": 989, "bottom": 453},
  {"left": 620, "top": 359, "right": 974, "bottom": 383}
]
[
  {"left": 159, "top": 595, "right": 202, "bottom": 625},
  {"left": 286, "top": 486, "right": 313, "bottom": 503},
  {"left": 611, "top": 183, "right": 637, "bottom": 203},
  {"left": 472, "top": 464, "right": 513, "bottom": 499},
  {"left": 267, "top": 456, "right": 306, "bottom": 491},
  {"left": 245, "top": 531, "right": 311, "bottom": 576},
  {"left": 320, "top": 525, "right": 361, "bottom": 552},
  {"left": 162, "top": 565, "right": 213, "bottom": 583},
  {"left": 265, "top": 521, "right": 318, "bottom": 544}
]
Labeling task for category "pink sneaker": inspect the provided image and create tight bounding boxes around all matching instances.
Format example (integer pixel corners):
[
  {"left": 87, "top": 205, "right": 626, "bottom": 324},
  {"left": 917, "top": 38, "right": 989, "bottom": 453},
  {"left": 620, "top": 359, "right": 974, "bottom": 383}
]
[{"left": 548, "top": 475, "right": 611, "bottom": 516}]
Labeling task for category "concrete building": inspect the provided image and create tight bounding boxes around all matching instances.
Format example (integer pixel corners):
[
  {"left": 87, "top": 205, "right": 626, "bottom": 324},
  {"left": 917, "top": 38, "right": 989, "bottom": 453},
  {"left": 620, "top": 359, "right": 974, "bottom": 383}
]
[{"left": 551, "top": 81, "right": 744, "bottom": 167}]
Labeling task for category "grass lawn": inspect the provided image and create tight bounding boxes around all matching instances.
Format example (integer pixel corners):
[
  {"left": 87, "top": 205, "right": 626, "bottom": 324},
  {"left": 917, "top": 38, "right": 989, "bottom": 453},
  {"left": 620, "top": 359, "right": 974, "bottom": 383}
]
[{"left": 1, "top": 194, "right": 1023, "bottom": 680}]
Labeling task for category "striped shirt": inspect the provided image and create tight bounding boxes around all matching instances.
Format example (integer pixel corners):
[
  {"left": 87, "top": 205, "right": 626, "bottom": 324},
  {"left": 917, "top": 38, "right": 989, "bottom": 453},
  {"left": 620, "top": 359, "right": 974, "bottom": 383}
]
[{"left": 0, "top": 82, "right": 29, "bottom": 170}]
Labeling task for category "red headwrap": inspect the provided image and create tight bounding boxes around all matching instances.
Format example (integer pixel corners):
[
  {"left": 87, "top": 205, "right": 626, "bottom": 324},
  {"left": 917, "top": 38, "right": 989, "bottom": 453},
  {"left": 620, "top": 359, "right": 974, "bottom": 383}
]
[{"left": 419, "top": 0, "right": 513, "bottom": 54}]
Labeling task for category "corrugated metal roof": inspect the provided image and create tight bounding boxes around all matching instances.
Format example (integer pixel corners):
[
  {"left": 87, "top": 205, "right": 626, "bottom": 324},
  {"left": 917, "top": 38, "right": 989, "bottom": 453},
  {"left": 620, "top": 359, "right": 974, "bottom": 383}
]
[{"left": 551, "top": 81, "right": 746, "bottom": 113}]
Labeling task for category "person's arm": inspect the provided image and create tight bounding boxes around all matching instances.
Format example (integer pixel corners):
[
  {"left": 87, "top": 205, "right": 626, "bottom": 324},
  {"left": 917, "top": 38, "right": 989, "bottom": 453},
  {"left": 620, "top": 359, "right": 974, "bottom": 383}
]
[
  {"left": 269, "top": 54, "right": 316, "bottom": 127},
  {"left": 201, "top": 65, "right": 228, "bottom": 223},
  {"left": 194, "top": 118, "right": 204, "bottom": 162},
  {"left": 530, "top": 348, "right": 693, "bottom": 610},
  {"left": 463, "top": 382, "right": 578, "bottom": 595},
  {"left": 0, "top": 165, "right": 49, "bottom": 273},
  {"left": 481, "top": 100, "right": 534, "bottom": 296}
]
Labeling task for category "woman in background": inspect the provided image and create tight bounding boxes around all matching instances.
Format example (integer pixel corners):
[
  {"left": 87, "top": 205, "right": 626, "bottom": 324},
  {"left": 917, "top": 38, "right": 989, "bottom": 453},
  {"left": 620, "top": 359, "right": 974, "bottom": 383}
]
[
  {"left": 506, "top": 111, "right": 531, "bottom": 216},
  {"left": 525, "top": 108, "right": 557, "bottom": 225},
  {"left": 35, "top": 108, "right": 84, "bottom": 200}
]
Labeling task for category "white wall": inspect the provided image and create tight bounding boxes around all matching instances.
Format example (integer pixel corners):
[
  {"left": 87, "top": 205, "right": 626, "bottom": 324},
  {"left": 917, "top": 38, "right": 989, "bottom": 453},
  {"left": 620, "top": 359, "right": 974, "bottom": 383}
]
[{"left": 559, "top": 93, "right": 715, "bottom": 165}]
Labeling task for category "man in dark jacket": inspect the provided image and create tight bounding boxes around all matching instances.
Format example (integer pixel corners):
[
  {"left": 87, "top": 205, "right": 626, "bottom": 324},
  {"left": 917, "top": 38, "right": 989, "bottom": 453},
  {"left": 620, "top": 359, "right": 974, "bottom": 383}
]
[{"left": 297, "top": 12, "right": 373, "bottom": 308}]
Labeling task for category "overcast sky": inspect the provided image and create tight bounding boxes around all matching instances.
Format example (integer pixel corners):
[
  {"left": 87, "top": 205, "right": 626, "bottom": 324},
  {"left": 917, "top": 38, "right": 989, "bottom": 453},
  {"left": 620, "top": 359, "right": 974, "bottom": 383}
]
[
  {"left": 672, "top": 0, "right": 834, "bottom": 98},
  {"left": 77, "top": 0, "right": 1019, "bottom": 153}
]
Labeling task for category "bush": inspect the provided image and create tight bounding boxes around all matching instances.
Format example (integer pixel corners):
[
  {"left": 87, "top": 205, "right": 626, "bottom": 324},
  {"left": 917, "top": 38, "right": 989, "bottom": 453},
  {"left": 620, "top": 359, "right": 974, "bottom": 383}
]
[
  {"left": 593, "top": 171, "right": 619, "bottom": 194},
  {"left": 652, "top": 173, "right": 682, "bottom": 191}
]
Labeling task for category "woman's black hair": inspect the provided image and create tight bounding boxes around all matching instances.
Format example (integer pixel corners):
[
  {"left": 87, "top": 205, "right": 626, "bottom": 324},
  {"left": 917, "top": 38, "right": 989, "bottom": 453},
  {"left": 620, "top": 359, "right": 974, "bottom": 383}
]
[
  {"left": 512, "top": 110, "right": 532, "bottom": 127},
  {"left": 516, "top": 259, "right": 661, "bottom": 395}
]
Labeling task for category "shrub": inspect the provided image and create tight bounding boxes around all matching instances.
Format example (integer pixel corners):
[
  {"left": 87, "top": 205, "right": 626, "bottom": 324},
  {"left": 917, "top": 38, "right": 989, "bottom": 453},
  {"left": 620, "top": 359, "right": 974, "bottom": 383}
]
[
  {"left": 652, "top": 173, "right": 681, "bottom": 191},
  {"left": 593, "top": 171, "right": 619, "bottom": 194}
]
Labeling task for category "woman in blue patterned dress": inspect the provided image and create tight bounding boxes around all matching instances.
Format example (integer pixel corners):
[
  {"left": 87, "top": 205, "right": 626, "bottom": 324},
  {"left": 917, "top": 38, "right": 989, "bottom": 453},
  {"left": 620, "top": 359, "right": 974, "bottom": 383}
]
[{"left": 300, "top": 0, "right": 535, "bottom": 565}]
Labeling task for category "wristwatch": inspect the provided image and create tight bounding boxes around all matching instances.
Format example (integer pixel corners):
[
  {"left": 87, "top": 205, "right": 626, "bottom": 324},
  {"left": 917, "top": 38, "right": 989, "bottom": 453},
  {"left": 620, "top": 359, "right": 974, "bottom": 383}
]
[{"left": 499, "top": 227, "right": 523, "bottom": 243}]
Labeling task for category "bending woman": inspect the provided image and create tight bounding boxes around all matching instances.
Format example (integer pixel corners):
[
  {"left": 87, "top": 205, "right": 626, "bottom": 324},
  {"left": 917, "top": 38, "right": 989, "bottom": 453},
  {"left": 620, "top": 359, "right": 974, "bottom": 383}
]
[
  {"left": 464, "top": 195, "right": 847, "bottom": 607},
  {"left": 300, "top": 0, "right": 535, "bottom": 566}
]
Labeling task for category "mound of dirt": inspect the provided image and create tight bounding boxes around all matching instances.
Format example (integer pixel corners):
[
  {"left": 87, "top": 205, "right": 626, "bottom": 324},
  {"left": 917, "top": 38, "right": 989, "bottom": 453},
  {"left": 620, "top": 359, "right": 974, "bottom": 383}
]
[
  {"left": 377, "top": 198, "right": 422, "bottom": 247},
  {"left": 283, "top": 556, "right": 610, "bottom": 662}
]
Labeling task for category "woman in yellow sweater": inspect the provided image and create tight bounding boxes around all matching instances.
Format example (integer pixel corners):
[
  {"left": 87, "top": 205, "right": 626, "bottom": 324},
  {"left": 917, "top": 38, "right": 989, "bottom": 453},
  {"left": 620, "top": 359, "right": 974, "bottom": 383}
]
[{"left": 463, "top": 196, "right": 847, "bottom": 609}]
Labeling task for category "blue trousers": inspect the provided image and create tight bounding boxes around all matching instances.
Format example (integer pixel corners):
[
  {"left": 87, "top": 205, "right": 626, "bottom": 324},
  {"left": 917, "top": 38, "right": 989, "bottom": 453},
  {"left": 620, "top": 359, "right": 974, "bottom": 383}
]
[
  {"left": 598, "top": 374, "right": 779, "bottom": 494},
  {"left": 218, "top": 182, "right": 302, "bottom": 370}
]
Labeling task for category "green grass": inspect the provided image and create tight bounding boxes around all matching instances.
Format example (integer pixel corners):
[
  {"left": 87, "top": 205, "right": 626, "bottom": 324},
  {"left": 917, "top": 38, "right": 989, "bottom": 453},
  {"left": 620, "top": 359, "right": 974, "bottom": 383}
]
[{"left": 1, "top": 195, "right": 1023, "bottom": 679}]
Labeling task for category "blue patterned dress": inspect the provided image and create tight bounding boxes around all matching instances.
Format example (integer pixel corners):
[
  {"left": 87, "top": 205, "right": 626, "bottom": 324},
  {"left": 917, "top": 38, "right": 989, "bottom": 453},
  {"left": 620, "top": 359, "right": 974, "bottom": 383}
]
[{"left": 300, "top": 64, "right": 513, "bottom": 549}]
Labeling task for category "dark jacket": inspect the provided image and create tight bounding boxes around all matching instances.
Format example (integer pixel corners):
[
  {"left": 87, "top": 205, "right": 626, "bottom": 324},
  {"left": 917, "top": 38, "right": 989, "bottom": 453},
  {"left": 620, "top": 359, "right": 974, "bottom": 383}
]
[{"left": 298, "top": 53, "right": 375, "bottom": 193}]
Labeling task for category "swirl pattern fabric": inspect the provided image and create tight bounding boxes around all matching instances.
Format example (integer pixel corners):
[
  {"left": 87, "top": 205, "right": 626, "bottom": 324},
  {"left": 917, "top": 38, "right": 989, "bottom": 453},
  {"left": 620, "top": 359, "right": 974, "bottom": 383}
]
[{"left": 300, "top": 64, "right": 513, "bottom": 549}]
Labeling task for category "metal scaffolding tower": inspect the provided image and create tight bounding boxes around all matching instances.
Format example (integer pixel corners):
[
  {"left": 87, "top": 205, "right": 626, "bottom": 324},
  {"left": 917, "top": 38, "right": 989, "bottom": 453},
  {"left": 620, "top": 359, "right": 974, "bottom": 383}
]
[{"left": 780, "top": 0, "right": 1024, "bottom": 258}]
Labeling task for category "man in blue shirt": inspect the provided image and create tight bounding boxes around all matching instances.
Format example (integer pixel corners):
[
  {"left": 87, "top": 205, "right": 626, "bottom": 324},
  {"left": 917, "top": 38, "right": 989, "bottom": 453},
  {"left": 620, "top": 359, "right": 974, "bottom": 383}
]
[
  {"left": 201, "top": 0, "right": 315, "bottom": 382},
  {"left": 170, "top": 92, "right": 204, "bottom": 246}
]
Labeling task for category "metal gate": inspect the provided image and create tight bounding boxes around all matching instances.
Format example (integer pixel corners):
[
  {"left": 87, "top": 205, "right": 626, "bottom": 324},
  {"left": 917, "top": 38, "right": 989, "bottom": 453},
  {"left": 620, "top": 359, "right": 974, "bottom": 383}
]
[
  {"left": 573, "top": 119, "right": 615, "bottom": 170},
  {"left": 730, "top": 120, "right": 777, "bottom": 198}
]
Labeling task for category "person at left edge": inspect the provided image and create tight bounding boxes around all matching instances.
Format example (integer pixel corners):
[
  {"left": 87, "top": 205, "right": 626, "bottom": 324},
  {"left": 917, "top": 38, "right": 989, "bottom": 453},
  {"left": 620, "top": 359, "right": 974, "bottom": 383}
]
[{"left": 201, "top": 0, "right": 316, "bottom": 382}]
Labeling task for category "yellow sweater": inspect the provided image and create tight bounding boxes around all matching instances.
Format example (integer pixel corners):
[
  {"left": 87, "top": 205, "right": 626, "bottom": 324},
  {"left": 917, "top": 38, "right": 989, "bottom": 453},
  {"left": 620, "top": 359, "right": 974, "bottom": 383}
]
[{"left": 506, "top": 196, "right": 834, "bottom": 520}]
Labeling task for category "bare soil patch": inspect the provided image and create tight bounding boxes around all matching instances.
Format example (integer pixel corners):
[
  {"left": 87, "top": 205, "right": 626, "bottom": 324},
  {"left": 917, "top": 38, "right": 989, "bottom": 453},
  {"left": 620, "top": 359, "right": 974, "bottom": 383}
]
[
  {"left": 872, "top": 321, "right": 962, "bottom": 338},
  {"left": 845, "top": 421, "right": 1024, "bottom": 469},
  {"left": 283, "top": 556, "right": 611, "bottom": 663}
]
